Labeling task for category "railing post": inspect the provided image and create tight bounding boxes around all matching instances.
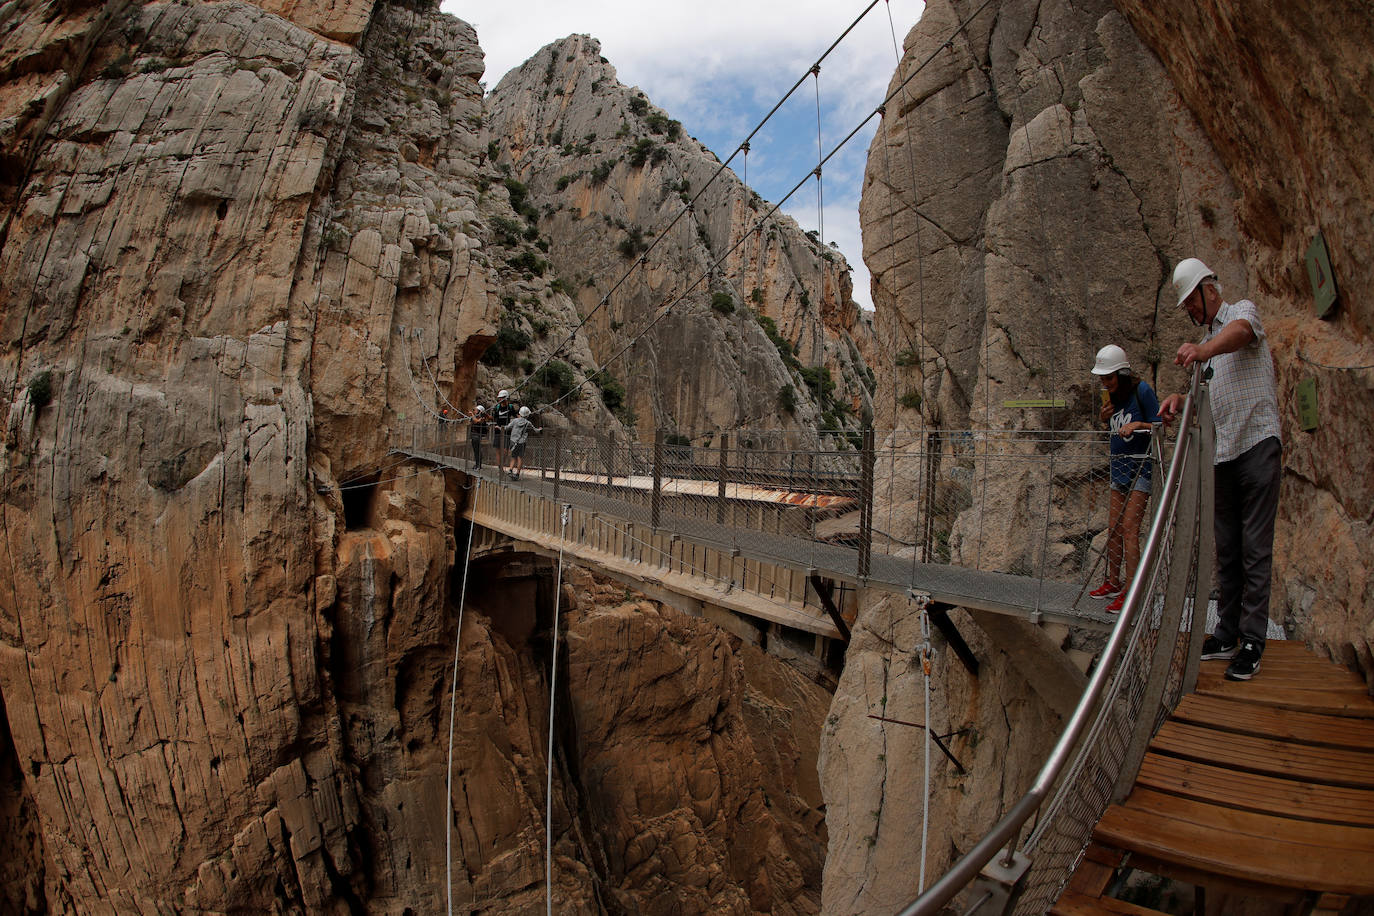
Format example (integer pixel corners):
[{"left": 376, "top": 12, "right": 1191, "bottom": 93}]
[
  {"left": 858, "top": 427, "right": 875, "bottom": 580},
  {"left": 1182, "top": 387, "right": 1216, "bottom": 695},
  {"left": 717, "top": 432, "right": 729, "bottom": 524},
  {"left": 922, "top": 431, "right": 938, "bottom": 563},
  {"left": 652, "top": 428, "right": 664, "bottom": 530},
  {"left": 553, "top": 429, "right": 562, "bottom": 503}
]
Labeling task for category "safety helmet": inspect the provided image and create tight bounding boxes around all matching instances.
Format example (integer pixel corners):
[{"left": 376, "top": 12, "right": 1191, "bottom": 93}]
[
  {"left": 1091, "top": 344, "right": 1130, "bottom": 376},
  {"left": 1172, "top": 257, "right": 1216, "bottom": 307},
  {"left": 498, "top": 389, "right": 510, "bottom": 399},
  {"left": 519, "top": 406, "right": 530, "bottom": 418},
  {"left": 474, "top": 405, "right": 484, "bottom": 414}
]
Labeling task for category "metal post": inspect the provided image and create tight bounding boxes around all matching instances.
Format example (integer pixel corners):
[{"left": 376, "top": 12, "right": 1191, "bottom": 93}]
[
  {"left": 1182, "top": 387, "right": 1215, "bottom": 695},
  {"left": 717, "top": 432, "right": 729, "bottom": 524},
  {"left": 652, "top": 428, "right": 664, "bottom": 530},
  {"left": 553, "top": 429, "right": 562, "bottom": 503},
  {"left": 858, "top": 427, "right": 875, "bottom": 580}
]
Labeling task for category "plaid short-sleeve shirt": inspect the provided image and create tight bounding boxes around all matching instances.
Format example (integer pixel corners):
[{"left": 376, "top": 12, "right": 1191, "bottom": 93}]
[{"left": 1203, "top": 299, "right": 1282, "bottom": 463}]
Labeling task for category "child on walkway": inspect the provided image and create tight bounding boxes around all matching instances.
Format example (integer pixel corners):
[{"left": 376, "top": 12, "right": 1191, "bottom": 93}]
[{"left": 505, "top": 406, "right": 541, "bottom": 479}]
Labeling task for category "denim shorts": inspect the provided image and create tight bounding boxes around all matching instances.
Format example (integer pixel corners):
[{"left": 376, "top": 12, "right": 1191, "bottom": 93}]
[{"left": 1110, "top": 455, "right": 1152, "bottom": 494}]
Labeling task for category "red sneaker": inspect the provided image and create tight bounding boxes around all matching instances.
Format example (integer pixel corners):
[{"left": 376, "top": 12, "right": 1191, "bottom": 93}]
[
  {"left": 1105, "top": 593, "right": 1125, "bottom": 613},
  {"left": 1089, "top": 580, "right": 1122, "bottom": 599}
]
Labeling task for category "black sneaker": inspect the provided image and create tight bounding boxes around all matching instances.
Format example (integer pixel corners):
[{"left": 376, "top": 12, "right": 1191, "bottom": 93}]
[
  {"left": 1200, "top": 635, "right": 1237, "bottom": 660},
  {"left": 1225, "top": 640, "right": 1262, "bottom": 681}
]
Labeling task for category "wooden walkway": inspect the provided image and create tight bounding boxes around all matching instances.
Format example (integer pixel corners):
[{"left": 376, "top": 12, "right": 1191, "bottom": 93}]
[{"left": 1053, "top": 640, "right": 1374, "bottom": 915}]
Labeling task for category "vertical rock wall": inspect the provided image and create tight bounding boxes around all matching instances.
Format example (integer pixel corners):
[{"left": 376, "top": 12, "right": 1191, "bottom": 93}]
[{"left": 0, "top": 0, "right": 497, "bottom": 908}]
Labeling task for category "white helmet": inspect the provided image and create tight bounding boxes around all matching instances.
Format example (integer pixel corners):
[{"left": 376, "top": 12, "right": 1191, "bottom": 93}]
[
  {"left": 1172, "top": 257, "right": 1216, "bottom": 307},
  {"left": 474, "top": 405, "right": 484, "bottom": 414},
  {"left": 498, "top": 389, "right": 510, "bottom": 399},
  {"left": 1091, "top": 344, "right": 1130, "bottom": 376},
  {"left": 519, "top": 406, "right": 530, "bottom": 418}
]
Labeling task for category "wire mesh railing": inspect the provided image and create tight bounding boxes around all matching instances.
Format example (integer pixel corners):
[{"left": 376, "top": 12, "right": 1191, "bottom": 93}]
[
  {"left": 896, "top": 366, "right": 1212, "bottom": 916},
  {"left": 397, "top": 421, "right": 1164, "bottom": 611}
]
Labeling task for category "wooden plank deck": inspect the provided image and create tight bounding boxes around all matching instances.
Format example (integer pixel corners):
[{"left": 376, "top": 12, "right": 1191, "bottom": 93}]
[{"left": 1053, "top": 640, "right": 1374, "bottom": 914}]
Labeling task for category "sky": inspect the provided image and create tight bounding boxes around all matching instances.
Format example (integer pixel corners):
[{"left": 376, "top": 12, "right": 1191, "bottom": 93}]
[{"left": 439, "top": 0, "right": 930, "bottom": 311}]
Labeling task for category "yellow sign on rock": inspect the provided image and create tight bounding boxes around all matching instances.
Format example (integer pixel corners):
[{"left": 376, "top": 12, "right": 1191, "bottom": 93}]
[{"left": 1002, "top": 398, "right": 1067, "bottom": 409}]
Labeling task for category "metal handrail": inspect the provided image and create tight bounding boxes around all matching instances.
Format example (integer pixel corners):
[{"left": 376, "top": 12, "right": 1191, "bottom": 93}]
[{"left": 895, "top": 364, "right": 1203, "bottom": 916}]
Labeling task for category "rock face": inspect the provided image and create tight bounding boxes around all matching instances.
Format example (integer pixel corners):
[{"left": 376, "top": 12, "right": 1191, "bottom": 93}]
[
  {"left": 821, "top": 0, "right": 1374, "bottom": 910},
  {"left": 487, "top": 35, "right": 876, "bottom": 439},
  {"left": 0, "top": 1, "right": 835, "bottom": 911}
]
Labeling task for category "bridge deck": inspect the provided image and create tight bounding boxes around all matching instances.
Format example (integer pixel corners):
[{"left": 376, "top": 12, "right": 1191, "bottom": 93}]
[
  {"left": 404, "top": 449, "right": 1115, "bottom": 631},
  {"left": 1056, "top": 641, "right": 1374, "bottom": 912}
]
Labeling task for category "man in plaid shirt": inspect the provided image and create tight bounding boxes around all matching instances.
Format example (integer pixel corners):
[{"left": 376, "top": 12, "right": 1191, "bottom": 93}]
[{"left": 1160, "top": 257, "right": 1282, "bottom": 682}]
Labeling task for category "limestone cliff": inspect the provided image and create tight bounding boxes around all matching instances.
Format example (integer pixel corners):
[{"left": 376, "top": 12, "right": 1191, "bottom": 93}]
[
  {"left": 821, "top": 0, "right": 1374, "bottom": 911},
  {"left": 0, "top": 0, "right": 833, "bottom": 911},
  {"left": 487, "top": 35, "right": 876, "bottom": 439}
]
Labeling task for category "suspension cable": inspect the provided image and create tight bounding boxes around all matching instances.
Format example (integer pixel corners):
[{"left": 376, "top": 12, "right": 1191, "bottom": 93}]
[
  {"left": 545, "top": 502, "right": 571, "bottom": 916},
  {"left": 919, "top": 599, "right": 933, "bottom": 893},
  {"left": 812, "top": 63, "right": 826, "bottom": 367},
  {"left": 445, "top": 478, "right": 480, "bottom": 916}
]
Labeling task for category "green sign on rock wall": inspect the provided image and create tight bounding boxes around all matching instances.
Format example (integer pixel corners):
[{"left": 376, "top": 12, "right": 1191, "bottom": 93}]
[
  {"left": 1304, "top": 233, "right": 1339, "bottom": 319},
  {"left": 1296, "top": 378, "right": 1319, "bottom": 431}
]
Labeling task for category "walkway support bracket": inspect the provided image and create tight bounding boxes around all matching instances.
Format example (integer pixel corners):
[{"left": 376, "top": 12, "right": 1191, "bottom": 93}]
[
  {"left": 970, "top": 849, "right": 1030, "bottom": 916},
  {"left": 928, "top": 601, "right": 979, "bottom": 677},
  {"left": 809, "top": 574, "right": 850, "bottom": 643}
]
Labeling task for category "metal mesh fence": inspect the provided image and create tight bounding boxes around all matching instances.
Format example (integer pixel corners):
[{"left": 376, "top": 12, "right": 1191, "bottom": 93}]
[
  {"left": 402, "top": 391, "right": 1208, "bottom": 916},
  {"left": 893, "top": 373, "right": 1210, "bottom": 916},
  {"left": 398, "top": 421, "right": 1166, "bottom": 611}
]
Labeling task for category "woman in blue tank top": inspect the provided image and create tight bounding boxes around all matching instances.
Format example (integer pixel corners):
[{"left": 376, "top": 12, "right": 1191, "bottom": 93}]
[{"left": 1088, "top": 345, "right": 1161, "bottom": 612}]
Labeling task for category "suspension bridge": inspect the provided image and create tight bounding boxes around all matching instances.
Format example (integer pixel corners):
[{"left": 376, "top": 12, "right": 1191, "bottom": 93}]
[
  {"left": 384, "top": 0, "right": 1374, "bottom": 911},
  {"left": 400, "top": 378, "right": 1374, "bottom": 916},
  {"left": 395, "top": 418, "right": 1135, "bottom": 712}
]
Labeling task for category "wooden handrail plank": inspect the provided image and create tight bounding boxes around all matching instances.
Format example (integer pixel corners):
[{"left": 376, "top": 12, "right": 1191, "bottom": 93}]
[
  {"left": 1149, "top": 720, "right": 1374, "bottom": 788},
  {"left": 1171, "top": 694, "right": 1374, "bottom": 750},
  {"left": 1123, "top": 787, "right": 1374, "bottom": 852},
  {"left": 1135, "top": 755, "right": 1374, "bottom": 826},
  {"left": 1094, "top": 804, "right": 1374, "bottom": 895}
]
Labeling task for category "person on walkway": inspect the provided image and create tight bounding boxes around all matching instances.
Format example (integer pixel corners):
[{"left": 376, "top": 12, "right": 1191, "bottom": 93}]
[
  {"left": 492, "top": 389, "right": 515, "bottom": 471},
  {"left": 1088, "top": 345, "right": 1161, "bottom": 614},
  {"left": 468, "top": 404, "right": 488, "bottom": 469},
  {"left": 1159, "top": 257, "right": 1282, "bottom": 682},
  {"left": 505, "top": 406, "right": 541, "bottom": 479}
]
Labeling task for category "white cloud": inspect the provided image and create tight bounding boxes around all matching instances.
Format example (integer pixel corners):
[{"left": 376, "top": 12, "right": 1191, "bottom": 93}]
[{"left": 443, "top": 0, "right": 927, "bottom": 309}]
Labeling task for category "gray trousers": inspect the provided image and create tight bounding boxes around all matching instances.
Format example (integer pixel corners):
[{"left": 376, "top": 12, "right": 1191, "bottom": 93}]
[{"left": 1212, "top": 436, "right": 1282, "bottom": 646}]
